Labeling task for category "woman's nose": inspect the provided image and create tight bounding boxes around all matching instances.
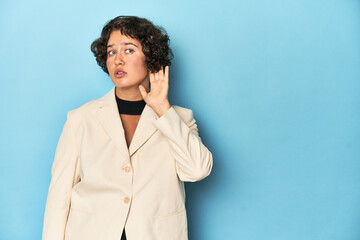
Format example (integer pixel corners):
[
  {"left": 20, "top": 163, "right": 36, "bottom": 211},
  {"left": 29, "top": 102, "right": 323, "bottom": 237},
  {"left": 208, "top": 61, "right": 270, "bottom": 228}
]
[{"left": 115, "top": 53, "right": 124, "bottom": 65}]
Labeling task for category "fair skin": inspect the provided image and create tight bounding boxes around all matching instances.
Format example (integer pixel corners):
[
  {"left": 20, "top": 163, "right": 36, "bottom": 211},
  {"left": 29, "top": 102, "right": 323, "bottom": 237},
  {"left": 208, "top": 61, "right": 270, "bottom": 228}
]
[{"left": 106, "top": 30, "right": 171, "bottom": 117}]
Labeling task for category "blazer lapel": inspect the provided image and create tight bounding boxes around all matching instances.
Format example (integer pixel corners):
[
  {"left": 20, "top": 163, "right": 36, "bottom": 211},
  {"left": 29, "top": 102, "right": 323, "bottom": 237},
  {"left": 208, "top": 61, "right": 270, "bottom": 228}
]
[
  {"left": 95, "top": 87, "right": 130, "bottom": 162},
  {"left": 129, "top": 104, "right": 158, "bottom": 156}
]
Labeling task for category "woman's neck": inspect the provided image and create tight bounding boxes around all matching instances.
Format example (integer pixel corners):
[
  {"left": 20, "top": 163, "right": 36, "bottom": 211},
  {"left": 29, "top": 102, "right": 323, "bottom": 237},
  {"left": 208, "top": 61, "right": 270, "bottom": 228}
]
[
  {"left": 115, "top": 86, "right": 147, "bottom": 101},
  {"left": 115, "top": 78, "right": 150, "bottom": 101}
]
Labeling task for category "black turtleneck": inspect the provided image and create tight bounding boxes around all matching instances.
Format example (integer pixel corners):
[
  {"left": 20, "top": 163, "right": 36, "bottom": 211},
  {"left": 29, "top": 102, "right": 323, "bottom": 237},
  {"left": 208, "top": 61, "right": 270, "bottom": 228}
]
[{"left": 115, "top": 93, "right": 146, "bottom": 115}]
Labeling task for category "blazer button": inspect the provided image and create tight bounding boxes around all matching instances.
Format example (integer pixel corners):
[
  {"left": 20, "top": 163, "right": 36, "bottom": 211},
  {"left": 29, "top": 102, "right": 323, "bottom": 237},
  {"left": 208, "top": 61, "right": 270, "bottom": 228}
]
[
  {"left": 124, "top": 166, "right": 131, "bottom": 173},
  {"left": 124, "top": 197, "right": 130, "bottom": 204}
]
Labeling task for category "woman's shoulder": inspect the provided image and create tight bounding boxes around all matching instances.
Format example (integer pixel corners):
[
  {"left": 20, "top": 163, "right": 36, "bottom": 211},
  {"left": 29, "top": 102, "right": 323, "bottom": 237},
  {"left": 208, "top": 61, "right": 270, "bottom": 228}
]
[
  {"left": 66, "top": 93, "right": 111, "bottom": 124},
  {"left": 67, "top": 88, "right": 115, "bottom": 118},
  {"left": 171, "top": 105, "right": 196, "bottom": 124},
  {"left": 172, "top": 105, "right": 192, "bottom": 115}
]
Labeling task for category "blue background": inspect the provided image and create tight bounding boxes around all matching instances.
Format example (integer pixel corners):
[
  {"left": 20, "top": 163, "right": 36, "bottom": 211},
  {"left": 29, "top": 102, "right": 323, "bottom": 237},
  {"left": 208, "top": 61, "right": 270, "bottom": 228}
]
[{"left": 1, "top": 0, "right": 360, "bottom": 239}]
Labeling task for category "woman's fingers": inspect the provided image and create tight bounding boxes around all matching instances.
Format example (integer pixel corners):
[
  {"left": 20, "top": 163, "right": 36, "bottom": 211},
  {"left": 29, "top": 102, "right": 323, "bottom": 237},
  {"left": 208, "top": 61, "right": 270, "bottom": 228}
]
[
  {"left": 149, "top": 66, "right": 169, "bottom": 85},
  {"left": 149, "top": 72, "right": 155, "bottom": 83},
  {"left": 142, "top": 66, "right": 170, "bottom": 111},
  {"left": 156, "top": 66, "right": 168, "bottom": 81}
]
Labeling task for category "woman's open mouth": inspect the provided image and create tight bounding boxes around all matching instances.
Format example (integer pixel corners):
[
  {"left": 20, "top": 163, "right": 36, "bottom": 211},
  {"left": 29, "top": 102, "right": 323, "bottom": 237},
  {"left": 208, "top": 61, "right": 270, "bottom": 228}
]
[{"left": 114, "top": 70, "right": 127, "bottom": 78}]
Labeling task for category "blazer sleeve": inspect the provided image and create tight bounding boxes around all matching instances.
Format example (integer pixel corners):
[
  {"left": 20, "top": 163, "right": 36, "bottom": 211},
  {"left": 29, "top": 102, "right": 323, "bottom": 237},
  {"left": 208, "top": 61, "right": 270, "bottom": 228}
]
[
  {"left": 153, "top": 106, "right": 213, "bottom": 182},
  {"left": 42, "top": 111, "right": 80, "bottom": 240}
]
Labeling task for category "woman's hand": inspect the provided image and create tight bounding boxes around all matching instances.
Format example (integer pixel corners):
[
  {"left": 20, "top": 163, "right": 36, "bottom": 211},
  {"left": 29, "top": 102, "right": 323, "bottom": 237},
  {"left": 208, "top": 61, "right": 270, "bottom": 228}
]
[{"left": 139, "top": 66, "right": 171, "bottom": 117}]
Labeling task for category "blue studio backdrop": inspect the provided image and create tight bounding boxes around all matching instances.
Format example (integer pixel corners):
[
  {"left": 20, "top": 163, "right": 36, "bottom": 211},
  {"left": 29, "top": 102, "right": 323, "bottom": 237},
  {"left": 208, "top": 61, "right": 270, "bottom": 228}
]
[{"left": 1, "top": 0, "right": 360, "bottom": 239}]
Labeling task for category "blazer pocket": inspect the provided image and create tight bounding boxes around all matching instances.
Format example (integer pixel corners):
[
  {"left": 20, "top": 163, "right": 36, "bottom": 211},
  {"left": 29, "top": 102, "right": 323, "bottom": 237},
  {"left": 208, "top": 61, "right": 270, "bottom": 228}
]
[
  {"left": 154, "top": 210, "right": 188, "bottom": 240},
  {"left": 65, "top": 202, "right": 93, "bottom": 240}
]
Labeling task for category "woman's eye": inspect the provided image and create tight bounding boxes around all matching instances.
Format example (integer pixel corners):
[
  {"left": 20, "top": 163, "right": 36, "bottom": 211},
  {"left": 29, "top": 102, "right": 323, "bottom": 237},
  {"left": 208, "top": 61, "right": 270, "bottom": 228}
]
[
  {"left": 125, "top": 49, "right": 134, "bottom": 54},
  {"left": 108, "top": 50, "right": 115, "bottom": 56}
]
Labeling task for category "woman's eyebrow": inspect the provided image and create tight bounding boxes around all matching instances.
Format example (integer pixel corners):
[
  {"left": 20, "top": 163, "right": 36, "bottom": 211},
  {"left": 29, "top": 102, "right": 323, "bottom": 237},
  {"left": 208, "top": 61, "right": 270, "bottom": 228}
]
[
  {"left": 107, "top": 42, "right": 139, "bottom": 48},
  {"left": 123, "top": 42, "right": 138, "bottom": 48}
]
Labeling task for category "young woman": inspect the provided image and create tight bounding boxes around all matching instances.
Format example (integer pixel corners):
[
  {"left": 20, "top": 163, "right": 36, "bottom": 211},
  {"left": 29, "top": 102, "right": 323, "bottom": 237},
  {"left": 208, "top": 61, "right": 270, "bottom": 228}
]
[{"left": 42, "top": 16, "right": 213, "bottom": 240}]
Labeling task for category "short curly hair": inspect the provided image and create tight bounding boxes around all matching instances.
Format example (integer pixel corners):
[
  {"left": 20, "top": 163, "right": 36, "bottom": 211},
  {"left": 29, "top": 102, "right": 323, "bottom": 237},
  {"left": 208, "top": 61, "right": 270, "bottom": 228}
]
[{"left": 91, "top": 16, "right": 173, "bottom": 74}]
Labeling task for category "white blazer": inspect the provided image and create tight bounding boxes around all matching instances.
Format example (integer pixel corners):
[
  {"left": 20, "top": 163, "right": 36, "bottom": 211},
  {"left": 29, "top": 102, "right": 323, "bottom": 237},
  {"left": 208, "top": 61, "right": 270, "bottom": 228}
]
[{"left": 42, "top": 87, "right": 213, "bottom": 240}]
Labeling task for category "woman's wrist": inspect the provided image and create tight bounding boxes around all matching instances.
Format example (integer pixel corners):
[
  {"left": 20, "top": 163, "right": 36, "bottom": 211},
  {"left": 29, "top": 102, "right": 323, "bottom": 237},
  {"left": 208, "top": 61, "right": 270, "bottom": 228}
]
[{"left": 152, "top": 101, "right": 171, "bottom": 117}]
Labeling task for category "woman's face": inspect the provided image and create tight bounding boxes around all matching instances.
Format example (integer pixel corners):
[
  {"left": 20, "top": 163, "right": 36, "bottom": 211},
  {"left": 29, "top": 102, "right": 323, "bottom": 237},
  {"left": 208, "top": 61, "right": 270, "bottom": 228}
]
[{"left": 106, "top": 30, "right": 149, "bottom": 93}]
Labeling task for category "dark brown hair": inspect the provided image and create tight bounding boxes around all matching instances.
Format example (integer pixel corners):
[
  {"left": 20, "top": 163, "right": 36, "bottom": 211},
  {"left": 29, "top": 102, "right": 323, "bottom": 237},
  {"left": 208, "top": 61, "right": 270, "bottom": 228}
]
[{"left": 91, "top": 16, "right": 173, "bottom": 74}]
